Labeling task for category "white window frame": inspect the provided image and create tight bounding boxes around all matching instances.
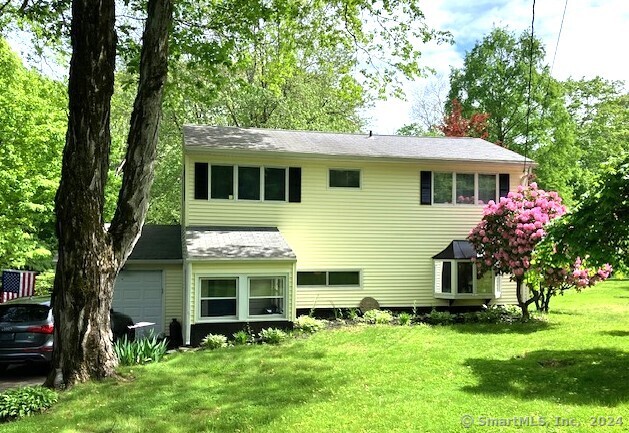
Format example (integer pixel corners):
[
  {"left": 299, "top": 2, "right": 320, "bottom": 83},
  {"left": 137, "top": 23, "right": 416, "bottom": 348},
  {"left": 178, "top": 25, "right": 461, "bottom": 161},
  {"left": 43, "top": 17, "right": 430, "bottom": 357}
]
[
  {"left": 432, "top": 172, "right": 499, "bottom": 206},
  {"left": 296, "top": 270, "right": 362, "bottom": 289},
  {"left": 196, "top": 273, "right": 289, "bottom": 322},
  {"left": 198, "top": 277, "right": 238, "bottom": 319},
  {"left": 433, "top": 260, "right": 501, "bottom": 299},
  {"left": 248, "top": 277, "right": 286, "bottom": 318},
  {"left": 263, "top": 166, "right": 289, "bottom": 201},
  {"left": 328, "top": 168, "right": 362, "bottom": 189},
  {"left": 207, "top": 165, "right": 289, "bottom": 202}
]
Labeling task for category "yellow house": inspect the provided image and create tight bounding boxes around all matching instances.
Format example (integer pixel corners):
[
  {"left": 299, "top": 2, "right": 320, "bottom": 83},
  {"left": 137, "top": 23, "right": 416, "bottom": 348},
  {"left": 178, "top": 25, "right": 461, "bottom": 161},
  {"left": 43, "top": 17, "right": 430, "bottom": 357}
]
[
  {"left": 114, "top": 126, "right": 532, "bottom": 345},
  {"left": 182, "top": 126, "right": 533, "bottom": 344}
]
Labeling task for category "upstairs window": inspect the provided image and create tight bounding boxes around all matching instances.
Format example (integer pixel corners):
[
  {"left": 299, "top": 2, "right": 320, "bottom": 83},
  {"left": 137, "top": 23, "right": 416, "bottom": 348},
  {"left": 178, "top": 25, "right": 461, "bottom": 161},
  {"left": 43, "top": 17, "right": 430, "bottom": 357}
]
[
  {"left": 433, "top": 172, "right": 453, "bottom": 204},
  {"left": 456, "top": 173, "right": 475, "bottom": 204},
  {"left": 238, "top": 166, "right": 261, "bottom": 200},
  {"left": 478, "top": 174, "right": 497, "bottom": 205},
  {"left": 421, "top": 172, "right": 510, "bottom": 206},
  {"left": 329, "top": 169, "right": 361, "bottom": 188},
  {"left": 193, "top": 163, "right": 300, "bottom": 202},
  {"left": 265, "top": 168, "right": 287, "bottom": 201},
  {"left": 211, "top": 165, "right": 233, "bottom": 199}
]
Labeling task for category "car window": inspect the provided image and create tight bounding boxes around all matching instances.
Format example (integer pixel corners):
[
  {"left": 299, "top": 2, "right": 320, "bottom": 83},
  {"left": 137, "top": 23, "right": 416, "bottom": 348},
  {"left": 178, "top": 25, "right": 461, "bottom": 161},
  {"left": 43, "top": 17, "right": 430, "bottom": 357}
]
[{"left": 0, "top": 305, "right": 50, "bottom": 322}]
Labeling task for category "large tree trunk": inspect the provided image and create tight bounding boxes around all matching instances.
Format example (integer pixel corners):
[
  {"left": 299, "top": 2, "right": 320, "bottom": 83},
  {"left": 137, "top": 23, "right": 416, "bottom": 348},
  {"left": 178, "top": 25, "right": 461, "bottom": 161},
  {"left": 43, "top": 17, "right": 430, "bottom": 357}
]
[{"left": 46, "top": 0, "right": 172, "bottom": 388}]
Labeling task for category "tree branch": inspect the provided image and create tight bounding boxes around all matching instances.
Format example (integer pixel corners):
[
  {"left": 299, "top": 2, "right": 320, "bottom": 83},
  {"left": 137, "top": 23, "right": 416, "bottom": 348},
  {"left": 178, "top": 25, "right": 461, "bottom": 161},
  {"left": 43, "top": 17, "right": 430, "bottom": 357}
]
[{"left": 109, "top": 0, "right": 172, "bottom": 266}]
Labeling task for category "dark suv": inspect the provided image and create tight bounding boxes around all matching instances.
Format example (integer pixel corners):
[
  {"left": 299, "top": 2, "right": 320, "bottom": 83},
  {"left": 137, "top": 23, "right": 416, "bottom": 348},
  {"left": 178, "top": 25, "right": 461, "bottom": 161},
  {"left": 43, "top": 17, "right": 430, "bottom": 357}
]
[{"left": 0, "top": 296, "right": 134, "bottom": 371}]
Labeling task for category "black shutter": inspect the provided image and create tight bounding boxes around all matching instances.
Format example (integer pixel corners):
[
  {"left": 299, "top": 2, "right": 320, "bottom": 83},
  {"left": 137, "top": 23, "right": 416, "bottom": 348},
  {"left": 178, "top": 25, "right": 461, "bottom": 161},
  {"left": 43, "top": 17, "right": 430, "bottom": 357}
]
[
  {"left": 499, "top": 173, "right": 510, "bottom": 198},
  {"left": 420, "top": 171, "right": 432, "bottom": 205},
  {"left": 289, "top": 167, "right": 302, "bottom": 203},
  {"left": 194, "top": 162, "right": 208, "bottom": 200}
]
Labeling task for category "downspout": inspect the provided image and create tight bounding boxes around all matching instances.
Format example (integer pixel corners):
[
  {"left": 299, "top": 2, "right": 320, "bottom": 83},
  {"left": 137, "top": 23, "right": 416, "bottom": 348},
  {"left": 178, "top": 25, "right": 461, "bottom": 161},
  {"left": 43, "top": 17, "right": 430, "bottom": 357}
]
[{"left": 184, "top": 260, "right": 192, "bottom": 345}]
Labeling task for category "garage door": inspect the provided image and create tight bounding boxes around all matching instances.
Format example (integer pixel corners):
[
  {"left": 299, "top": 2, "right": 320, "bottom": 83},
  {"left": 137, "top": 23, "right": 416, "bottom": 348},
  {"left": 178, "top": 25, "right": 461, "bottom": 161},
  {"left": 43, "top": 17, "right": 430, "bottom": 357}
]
[{"left": 113, "top": 270, "right": 163, "bottom": 335}]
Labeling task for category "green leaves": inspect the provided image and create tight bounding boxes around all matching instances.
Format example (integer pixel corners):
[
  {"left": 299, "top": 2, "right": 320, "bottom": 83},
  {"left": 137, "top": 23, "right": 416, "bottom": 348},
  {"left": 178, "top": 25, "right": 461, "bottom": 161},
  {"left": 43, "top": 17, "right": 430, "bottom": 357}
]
[
  {"left": 0, "top": 386, "right": 58, "bottom": 420},
  {"left": 0, "top": 38, "right": 66, "bottom": 271}
]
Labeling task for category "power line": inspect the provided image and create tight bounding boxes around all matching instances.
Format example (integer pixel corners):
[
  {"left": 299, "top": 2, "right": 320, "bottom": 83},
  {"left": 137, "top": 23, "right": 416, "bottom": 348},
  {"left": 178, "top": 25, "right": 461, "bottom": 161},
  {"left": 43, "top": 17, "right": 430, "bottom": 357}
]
[
  {"left": 523, "top": 0, "right": 536, "bottom": 175},
  {"left": 550, "top": 0, "right": 569, "bottom": 76}
]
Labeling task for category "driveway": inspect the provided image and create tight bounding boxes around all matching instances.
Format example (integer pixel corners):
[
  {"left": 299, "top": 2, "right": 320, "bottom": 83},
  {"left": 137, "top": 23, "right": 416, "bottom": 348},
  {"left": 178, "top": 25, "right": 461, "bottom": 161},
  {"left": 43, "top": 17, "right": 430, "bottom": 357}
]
[{"left": 0, "top": 364, "right": 48, "bottom": 391}]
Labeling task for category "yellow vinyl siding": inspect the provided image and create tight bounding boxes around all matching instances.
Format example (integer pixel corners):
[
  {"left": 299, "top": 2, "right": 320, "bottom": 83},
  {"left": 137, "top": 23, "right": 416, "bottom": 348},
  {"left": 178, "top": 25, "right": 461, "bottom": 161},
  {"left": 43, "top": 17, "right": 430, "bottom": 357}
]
[
  {"left": 185, "top": 152, "right": 524, "bottom": 309},
  {"left": 119, "top": 263, "right": 184, "bottom": 335},
  {"left": 189, "top": 261, "right": 296, "bottom": 324}
]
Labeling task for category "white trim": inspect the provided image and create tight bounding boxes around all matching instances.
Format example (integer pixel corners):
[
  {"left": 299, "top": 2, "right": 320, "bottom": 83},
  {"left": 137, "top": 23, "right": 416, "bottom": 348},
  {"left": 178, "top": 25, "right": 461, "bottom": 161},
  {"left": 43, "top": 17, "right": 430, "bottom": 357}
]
[
  {"left": 296, "top": 269, "right": 362, "bottom": 289},
  {"left": 327, "top": 168, "right": 362, "bottom": 189},
  {"left": 194, "top": 272, "right": 290, "bottom": 323},
  {"left": 433, "top": 260, "right": 500, "bottom": 300},
  {"left": 184, "top": 261, "right": 192, "bottom": 345},
  {"left": 432, "top": 171, "right": 501, "bottom": 206}
]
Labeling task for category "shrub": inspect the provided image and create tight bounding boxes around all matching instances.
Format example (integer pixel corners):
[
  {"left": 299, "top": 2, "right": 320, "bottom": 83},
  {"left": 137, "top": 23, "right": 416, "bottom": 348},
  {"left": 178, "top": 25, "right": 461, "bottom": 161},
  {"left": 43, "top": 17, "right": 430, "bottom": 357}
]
[
  {"left": 0, "top": 386, "right": 58, "bottom": 420},
  {"left": 259, "top": 327, "right": 288, "bottom": 344},
  {"left": 397, "top": 312, "right": 413, "bottom": 326},
  {"left": 294, "top": 315, "right": 326, "bottom": 333},
  {"left": 201, "top": 333, "right": 228, "bottom": 350},
  {"left": 424, "top": 309, "right": 455, "bottom": 325},
  {"left": 363, "top": 309, "right": 393, "bottom": 324},
  {"left": 114, "top": 331, "right": 168, "bottom": 366},
  {"left": 347, "top": 308, "right": 360, "bottom": 321},
  {"left": 232, "top": 330, "right": 253, "bottom": 345}
]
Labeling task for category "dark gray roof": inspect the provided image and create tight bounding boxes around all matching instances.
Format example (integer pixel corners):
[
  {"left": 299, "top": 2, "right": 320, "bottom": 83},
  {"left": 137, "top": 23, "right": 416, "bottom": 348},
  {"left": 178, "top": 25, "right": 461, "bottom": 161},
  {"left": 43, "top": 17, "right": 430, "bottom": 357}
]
[
  {"left": 432, "top": 240, "right": 477, "bottom": 260},
  {"left": 186, "top": 227, "right": 296, "bottom": 260},
  {"left": 184, "top": 125, "right": 530, "bottom": 164},
  {"left": 128, "top": 225, "right": 182, "bottom": 261}
]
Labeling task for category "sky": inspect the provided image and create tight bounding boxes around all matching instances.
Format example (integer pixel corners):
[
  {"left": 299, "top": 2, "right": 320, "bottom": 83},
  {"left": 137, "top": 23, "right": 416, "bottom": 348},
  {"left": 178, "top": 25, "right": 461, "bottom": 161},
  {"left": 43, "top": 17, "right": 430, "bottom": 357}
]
[{"left": 364, "top": 0, "right": 629, "bottom": 134}]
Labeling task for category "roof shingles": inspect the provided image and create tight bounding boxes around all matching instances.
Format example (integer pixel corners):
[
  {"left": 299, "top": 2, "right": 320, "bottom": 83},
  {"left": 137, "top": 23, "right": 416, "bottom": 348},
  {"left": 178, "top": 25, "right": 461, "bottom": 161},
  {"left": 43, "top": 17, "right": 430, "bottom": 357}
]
[
  {"left": 184, "top": 125, "right": 530, "bottom": 164},
  {"left": 186, "top": 227, "right": 296, "bottom": 260}
]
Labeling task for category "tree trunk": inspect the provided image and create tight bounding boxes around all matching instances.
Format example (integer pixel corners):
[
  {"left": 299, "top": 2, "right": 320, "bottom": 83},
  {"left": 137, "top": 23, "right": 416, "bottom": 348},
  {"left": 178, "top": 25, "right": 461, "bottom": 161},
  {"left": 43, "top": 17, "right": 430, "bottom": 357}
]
[
  {"left": 46, "top": 0, "right": 172, "bottom": 388},
  {"left": 515, "top": 277, "right": 536, "bottom": 321}
]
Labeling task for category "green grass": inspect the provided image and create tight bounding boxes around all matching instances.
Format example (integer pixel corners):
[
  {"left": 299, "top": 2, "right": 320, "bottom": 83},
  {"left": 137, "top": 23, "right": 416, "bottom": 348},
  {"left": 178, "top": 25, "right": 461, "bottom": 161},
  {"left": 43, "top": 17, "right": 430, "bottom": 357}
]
[{"left": 5, "top": 280, "right": 629, "bottom": 432}]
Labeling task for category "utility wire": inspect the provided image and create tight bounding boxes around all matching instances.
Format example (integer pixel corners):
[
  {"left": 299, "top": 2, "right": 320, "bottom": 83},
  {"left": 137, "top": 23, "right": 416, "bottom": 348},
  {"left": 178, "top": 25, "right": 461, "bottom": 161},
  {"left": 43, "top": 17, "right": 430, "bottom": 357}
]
[
  {"left": 550, "top": 0, "right": 569, "bottom": 76},
  {"left": 523, "top": 0, "right": 536, "bottom": 175}
]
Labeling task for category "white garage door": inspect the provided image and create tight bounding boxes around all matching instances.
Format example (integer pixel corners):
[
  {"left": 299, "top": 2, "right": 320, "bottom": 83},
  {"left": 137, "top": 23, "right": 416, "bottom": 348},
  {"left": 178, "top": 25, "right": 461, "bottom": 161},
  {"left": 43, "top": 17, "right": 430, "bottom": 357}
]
[{"left": 113, "top": 270, "right": 163, "bottom": 335}]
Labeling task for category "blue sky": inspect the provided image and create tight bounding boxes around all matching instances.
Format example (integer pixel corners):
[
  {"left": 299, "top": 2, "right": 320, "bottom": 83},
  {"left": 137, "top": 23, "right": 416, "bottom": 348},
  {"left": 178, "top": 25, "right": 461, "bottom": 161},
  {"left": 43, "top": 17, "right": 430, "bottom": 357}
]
[{"left": 365, "top": 0, "right": 629, "bottom": 134}]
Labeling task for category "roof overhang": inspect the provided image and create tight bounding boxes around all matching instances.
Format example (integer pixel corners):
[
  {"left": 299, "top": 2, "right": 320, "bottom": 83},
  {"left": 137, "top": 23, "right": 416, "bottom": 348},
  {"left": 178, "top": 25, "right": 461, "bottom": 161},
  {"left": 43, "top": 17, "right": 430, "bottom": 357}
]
[
  {"left": 185, "top": 226, "right": 296, "bottom": 261},
  {"left": 432, "top": 240, "right": 478, "bottom": 260}
]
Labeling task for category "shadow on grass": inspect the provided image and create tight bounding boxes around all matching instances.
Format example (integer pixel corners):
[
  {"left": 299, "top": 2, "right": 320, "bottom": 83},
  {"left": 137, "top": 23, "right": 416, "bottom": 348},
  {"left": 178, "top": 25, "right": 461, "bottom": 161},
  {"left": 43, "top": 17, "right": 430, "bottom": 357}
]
[
  {"left": 462, "top": 348, "right": 629, "bottom": 406},
  {"left": 601, "top": 330, "right": 629, "bottom": 337},
  {"left": 451, "top": 319, "right": 553, "bottom": 335},
  {"left": 49, "top": 344, "right": 340, "bottom": 433}
]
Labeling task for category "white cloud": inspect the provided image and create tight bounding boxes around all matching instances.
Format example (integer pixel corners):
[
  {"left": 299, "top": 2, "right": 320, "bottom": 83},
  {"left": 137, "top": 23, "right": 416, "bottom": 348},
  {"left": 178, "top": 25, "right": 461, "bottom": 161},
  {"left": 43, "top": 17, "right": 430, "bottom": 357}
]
[{"left": 365, "top": 0, "right": 629, "bottom": 134}]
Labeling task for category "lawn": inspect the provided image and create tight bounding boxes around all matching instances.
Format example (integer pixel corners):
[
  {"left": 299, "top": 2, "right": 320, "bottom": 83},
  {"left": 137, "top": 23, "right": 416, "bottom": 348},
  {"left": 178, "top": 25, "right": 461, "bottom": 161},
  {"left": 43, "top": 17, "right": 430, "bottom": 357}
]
[{"left": 4, "top": 280, "right": 628, "bottom": 432}]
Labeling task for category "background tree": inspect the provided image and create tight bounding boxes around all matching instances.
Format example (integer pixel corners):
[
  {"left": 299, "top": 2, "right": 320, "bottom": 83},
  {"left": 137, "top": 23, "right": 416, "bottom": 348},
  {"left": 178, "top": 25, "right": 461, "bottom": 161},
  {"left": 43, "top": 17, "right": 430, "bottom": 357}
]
[
  {"left": 438, "top": 98, "right": 489, "bottom": 139},
  {"left": 467, "top": 183, "right": 566, "bottom": 319},
  {"left": 0, "top": 38, "right": 66, "bottom": 271},
  {"left": 545, "top": 152, "right": 629, "bottom": 272},
  {"left": 397, "top": 75, "right": 449, "bottom": 136},
  {"left": 447, "top": 27, "right": 582, "bottom": 204},
  {"left": 562, "top": 77, "right": 628, "bottom": 196}
]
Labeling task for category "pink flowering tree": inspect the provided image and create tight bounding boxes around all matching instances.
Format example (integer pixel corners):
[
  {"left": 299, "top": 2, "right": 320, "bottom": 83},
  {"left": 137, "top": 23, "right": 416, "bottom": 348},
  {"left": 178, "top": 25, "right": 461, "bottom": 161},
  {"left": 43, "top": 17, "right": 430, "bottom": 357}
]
[
  {"left": 467, "top": 183, "right": 566, "bottom": 320},
  {"left": 468, "top": 183, "right": 612, "bottom": 319},
  {"left": 528, "top": 239, "right": 612, "bottom": 312}
]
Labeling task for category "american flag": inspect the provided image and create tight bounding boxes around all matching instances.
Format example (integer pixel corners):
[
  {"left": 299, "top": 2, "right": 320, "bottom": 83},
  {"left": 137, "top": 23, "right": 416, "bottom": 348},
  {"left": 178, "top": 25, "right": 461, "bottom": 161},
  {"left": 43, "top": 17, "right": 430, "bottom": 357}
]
[{"left": 1, "top": 270, "right": 37, "bottom": 303}]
